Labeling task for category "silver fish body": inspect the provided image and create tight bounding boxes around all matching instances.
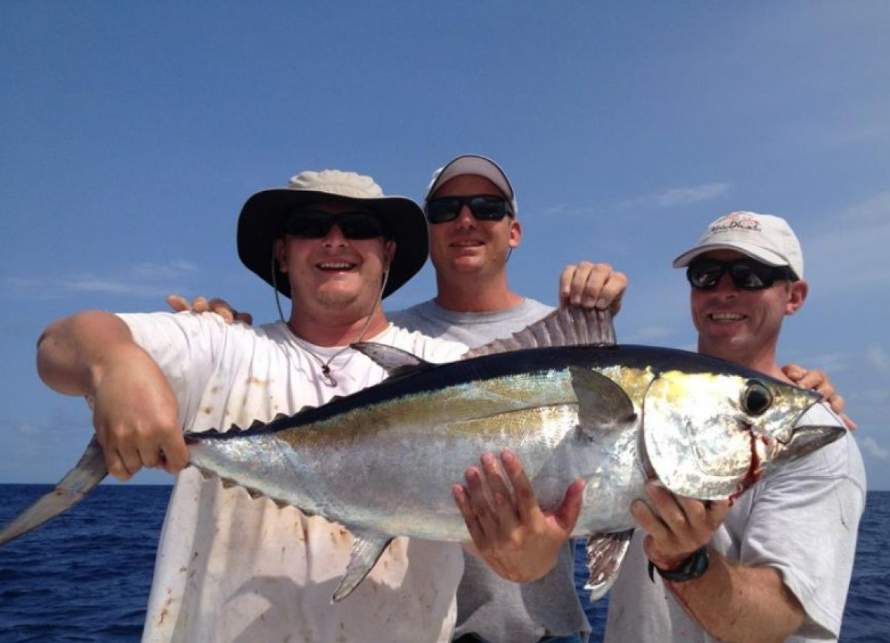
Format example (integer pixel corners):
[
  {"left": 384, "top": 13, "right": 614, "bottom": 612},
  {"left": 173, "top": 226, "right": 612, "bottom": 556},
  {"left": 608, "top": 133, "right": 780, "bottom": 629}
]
[
  {"left": 0, "top": 310, "right": 845, "bottom": 601},
  {"left": 184, "top": 342, "right": 842, "bottom": 598}
]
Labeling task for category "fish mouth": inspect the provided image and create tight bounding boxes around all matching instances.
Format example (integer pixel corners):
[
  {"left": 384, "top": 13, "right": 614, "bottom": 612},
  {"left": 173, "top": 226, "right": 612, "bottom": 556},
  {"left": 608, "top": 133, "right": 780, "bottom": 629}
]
[{"left": 772, "top": 422, "right": 846, "bottom": 464}]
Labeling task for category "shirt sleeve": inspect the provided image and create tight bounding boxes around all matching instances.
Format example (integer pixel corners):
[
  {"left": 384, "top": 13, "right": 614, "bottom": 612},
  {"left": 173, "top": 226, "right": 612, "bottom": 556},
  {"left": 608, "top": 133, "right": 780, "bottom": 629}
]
[{"left": 116, "top": 311, "right": 225, "bottom": 429}]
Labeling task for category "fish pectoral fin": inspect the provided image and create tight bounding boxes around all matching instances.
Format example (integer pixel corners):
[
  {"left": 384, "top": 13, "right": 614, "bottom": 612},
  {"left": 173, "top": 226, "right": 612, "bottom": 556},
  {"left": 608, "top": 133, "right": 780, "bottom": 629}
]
[
  {"left": 351, "top": 342, "right": 434, "bottom": 379},
  {"left": 584, "top": 529, "right": 634, "bottom": 600},
  {"left": 568, "top": 366, "right": 637, "bottom": 433},
  {"left": 332, "top": 527, "right": 394, "bottom": 602},
  {"left": 0, "top": 436, "right": 108, "bottom": 548}
]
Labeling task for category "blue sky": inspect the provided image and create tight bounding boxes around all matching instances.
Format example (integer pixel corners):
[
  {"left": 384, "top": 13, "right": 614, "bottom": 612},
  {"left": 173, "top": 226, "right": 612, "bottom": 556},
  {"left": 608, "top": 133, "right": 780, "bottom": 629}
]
[{"left": 2, "top": 2, "right": 888, "bottom": 490}]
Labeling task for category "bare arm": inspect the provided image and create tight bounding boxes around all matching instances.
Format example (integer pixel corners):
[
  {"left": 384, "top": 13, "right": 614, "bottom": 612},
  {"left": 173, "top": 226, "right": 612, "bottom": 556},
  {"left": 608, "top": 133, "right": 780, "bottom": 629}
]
[
  {"left": 666, "top": 552, "right": 804, "bottom": 643},
  {"left": 37, "top": 311, "right": 189, "bottom": 480},
  {"left": 633, "top": 481, "right": 804, "bottom": 643}
]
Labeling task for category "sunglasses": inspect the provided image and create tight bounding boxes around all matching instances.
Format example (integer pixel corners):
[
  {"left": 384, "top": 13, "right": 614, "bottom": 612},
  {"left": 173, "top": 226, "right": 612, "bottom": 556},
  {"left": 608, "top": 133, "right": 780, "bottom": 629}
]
[
  {"left": 425, "top": 195, "right": 514, "bottom": 224},
  {"left": 283, "top": 210, "right": 390, "bottom": 240},
  {"left": 686, "top": 258, "right": 798, "bottom": 291}
]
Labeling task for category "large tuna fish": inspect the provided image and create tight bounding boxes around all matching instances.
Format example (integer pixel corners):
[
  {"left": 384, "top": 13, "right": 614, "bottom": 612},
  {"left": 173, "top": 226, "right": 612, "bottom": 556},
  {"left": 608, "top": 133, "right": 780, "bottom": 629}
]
[{"left": 0, "top": 309, "right": 843, "bottom": 601}]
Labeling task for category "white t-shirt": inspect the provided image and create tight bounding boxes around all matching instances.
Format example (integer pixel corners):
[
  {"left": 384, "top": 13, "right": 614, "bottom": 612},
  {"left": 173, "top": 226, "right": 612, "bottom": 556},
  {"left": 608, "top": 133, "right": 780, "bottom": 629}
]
[
  {"left": 119, "top": 312, "right": 468, "bottom": 643},
  {"left": 604, "top": 403, "right": 867, "bottom": 643}
]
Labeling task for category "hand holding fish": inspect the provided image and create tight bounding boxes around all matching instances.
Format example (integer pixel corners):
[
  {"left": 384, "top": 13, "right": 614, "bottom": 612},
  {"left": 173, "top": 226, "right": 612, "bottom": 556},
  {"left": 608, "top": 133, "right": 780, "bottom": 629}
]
[
  {"left": 559, "top": 262, "right": 627, "bottom": 314},
  {"left": 632, "top": 482, "right": 808, "bottom": 640},
  {"left": 453, "top": 450, "right": 585, "bottom": 583},
  {"left": 37, "top": 311, "right": 189, "bottom": 480},
  {"left": 90, "top": 349, "right": 186, "bottom": 480},
  {"left": 782, "top": 363, "right": 856, "bottom": 430},
  {"left": 631, "top": 480, "right": 730, "bottom": 573}
]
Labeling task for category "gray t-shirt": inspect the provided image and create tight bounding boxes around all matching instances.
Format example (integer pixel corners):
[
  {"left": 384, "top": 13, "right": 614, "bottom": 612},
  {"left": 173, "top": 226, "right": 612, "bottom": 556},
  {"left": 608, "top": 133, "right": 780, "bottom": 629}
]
[{"left": 389, "top": 298, "right": 592, "bottom": 643}]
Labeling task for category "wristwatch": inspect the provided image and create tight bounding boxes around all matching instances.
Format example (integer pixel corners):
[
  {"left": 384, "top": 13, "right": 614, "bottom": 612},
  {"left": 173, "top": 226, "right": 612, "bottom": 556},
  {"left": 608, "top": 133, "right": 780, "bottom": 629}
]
[{"left": 648, "top": 546, "right": 710, "bottom": 583}]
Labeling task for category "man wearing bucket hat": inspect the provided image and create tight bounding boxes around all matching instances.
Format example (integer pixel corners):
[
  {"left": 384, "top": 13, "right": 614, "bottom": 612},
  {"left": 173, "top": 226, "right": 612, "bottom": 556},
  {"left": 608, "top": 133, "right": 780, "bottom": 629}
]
[
  {"left": 169, "top": 155, "right": 626, "bottom": 643},
  {"left": 603, "top": 212, "right": 865, "bottom": 643},
  {"left": 36, "top": 169, "right": 485, "bottom": 643}
]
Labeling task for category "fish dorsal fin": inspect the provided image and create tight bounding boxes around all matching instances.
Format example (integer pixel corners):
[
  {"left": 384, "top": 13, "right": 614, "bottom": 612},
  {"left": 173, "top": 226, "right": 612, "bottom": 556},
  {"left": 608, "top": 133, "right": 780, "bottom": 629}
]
[
  {"left": 569, "top": 366, "right": 637, "bottom": 433},
  {"left": 352, "top": 342, "right": 435, "bottom": 379},
  {"left": 463, "top": 307, "right": 617, "bottom": 359},
  {"left": 332, "top": 527, "right": 394, "bottom": 602},
  {"left": 585, "top": 529, "right": 634, "bottom": 600}
]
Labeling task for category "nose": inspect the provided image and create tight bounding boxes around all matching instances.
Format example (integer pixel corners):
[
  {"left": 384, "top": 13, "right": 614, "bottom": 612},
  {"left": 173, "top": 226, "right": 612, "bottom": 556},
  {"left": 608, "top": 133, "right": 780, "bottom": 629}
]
[
  {"left": 454, "top": 204, "right": 476, "bottom": 229},
  {"left": 712, "top": 271, "right": 738, "bottom": 295},
  {"left": 322, "top": 224, "right": 348, "bottom": 246}
]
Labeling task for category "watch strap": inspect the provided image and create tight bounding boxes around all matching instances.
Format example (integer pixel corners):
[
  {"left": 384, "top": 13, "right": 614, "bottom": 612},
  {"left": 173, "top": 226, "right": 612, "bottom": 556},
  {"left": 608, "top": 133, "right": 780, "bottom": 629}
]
[{"left": 648, "top": 546, "right": 710, "bottom": 583}]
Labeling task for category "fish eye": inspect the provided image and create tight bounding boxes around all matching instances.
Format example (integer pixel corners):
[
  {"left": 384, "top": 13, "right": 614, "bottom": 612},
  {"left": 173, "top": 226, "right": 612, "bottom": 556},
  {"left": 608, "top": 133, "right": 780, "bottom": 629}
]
[{"left": 742, "top": 381, "right": 773, "bottom": 416}]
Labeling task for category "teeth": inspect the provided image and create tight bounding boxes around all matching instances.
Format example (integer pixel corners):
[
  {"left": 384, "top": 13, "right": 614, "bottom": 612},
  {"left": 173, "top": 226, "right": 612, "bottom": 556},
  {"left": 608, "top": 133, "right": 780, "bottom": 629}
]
[
  {"left": 710, "top": 313, "right": 744, "bottom": 321},
  {"left": 452, "top": 241, "right": 482, "bottom": 247},
  {"left": 318, "top": 262, "right": 353, "bottom": 270}
]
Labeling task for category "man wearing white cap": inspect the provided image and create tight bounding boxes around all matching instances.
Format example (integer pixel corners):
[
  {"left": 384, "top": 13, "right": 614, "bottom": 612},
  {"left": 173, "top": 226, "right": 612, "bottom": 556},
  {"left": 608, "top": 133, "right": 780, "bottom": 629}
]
[
  {"left": 604, "top": 212, "right": 866, "bottom": 643},
  {"left": 37, "top": 170, "right": 477, "bottom": 643},
  {"left": 391, "top": 154, "right": 628, "bottom": 643}
]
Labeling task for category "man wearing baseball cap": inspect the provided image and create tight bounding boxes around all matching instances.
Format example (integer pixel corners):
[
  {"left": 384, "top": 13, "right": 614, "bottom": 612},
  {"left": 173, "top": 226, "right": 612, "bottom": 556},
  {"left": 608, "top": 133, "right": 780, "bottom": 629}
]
[
  {"left": 603, "top": 211, "right": 866, "bottom": 643},
  {"left": 36, "top": 170, "right": 475, "bottom": 643},
  {"left": 391, "top": 154, "right": 628, "bottom": 643}
]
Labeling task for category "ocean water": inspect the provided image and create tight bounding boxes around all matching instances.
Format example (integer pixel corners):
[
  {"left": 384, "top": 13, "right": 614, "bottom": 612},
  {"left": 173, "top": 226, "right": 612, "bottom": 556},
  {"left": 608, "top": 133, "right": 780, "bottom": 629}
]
[{"left": 0, "top": 485, "right": 886, "bottom": 642}]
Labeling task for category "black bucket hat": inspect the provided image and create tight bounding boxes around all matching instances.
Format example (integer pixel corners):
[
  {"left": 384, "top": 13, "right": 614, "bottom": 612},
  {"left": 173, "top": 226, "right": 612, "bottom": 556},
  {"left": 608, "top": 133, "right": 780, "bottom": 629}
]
[{"left": 237, "top": 170, "right": 429, "bottom": 299}]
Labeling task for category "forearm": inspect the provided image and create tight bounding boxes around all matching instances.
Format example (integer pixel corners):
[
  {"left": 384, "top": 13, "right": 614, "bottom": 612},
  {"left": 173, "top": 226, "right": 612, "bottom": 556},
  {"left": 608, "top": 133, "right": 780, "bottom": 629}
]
[
  {"left": 37, "top": 311, "right": 139, "bottom": 396},
  {"left": 667, "top": 551, "right": 805, "bottom": 643}
]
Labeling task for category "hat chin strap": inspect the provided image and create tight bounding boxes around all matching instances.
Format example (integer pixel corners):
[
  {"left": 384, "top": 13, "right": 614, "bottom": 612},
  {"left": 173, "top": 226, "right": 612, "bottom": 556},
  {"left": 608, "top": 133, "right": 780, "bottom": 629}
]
[{"left": 272, "top": 256, "right": 288, "bottom": 324}]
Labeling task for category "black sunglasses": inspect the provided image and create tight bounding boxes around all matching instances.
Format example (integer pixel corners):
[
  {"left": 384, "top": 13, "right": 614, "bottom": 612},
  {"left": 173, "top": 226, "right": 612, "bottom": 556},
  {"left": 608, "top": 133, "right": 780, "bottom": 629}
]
[
  {"left": 425, "top": 195, "right": 514, "bottom": 224},
  {"left": 687, "top": 258, "right": 798, "bottom": 291},
  {"left": 283, "top": 210, "right": 390, "bottom": 240}
]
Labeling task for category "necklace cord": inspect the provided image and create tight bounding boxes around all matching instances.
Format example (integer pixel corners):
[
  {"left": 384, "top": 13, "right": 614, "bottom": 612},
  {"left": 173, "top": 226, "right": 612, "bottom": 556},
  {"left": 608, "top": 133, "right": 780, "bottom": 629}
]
[{"left": 272, "top": 254, "right": 389, "bottom": 386}]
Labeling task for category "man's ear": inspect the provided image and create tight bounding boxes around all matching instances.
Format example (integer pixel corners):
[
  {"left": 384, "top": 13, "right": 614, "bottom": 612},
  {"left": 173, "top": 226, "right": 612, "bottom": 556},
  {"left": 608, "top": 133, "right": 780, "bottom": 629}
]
[
  {"left": 274, "top": 239, "right": 288, "bottom": 274},
  {"left": 385, "top": 240, "right": 396, "bottom": 269},
  {"left": 509, "top": 219, "right": 522, "bottom": 249},
  {"left": 785, "top": 280, "right": 808, "bottom": 316}
]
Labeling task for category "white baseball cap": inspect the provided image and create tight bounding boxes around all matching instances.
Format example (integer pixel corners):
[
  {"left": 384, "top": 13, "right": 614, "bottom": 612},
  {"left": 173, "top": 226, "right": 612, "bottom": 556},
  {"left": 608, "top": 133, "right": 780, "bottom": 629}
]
[
  {"left": 672, "top": 211, "right": 804, "bottom": 279},
  {"left": 424, "top": 154, "right": 518, "bottom": 216}
]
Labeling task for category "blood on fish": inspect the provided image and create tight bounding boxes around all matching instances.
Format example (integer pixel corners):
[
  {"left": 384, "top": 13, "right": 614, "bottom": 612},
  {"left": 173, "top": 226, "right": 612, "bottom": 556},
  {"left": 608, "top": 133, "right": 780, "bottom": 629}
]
[{"left": 728, "top": 433, "right": 763, "bottom": 507}]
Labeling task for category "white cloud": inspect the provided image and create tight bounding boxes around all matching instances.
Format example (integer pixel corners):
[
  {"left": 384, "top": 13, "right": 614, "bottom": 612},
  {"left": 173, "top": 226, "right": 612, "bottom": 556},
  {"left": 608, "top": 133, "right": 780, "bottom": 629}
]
[
  {"left": 131, "top": 261, "right": 198, "bottom": 279},
  {"left": 625, "top": 325, "right": 676, "bottom": 343},
  {"left": 3, "top": 261, "right": 199, "bottom": 300},
  {"left": 837, "top": 192, "right": 890, "bottom": 224},
  {"left": 859, "top": 436, "right": 890, "bottom": 462},
  {"left": 537, "top": 183, "right": 731, "bottom": 220},
  {"left": 540, "top": 203, "right": 603, "bottom": 219},
  {"left": 803, "top": 192, "right": 890, "bottom": 293},
  {"left": 619, "top": 183, "right": 732, "bottom": 210},
  {"left": 831, "top": 122, "right": 890, "bottom": 146},
  {"left": 865, "top": 344, "right": 890, "bottom": 375}
]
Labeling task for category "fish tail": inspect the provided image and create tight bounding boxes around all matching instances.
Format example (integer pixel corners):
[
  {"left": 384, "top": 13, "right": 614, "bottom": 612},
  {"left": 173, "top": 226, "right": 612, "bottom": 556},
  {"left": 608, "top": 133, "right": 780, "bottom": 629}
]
[{"left": 0, "top": 436, "right": 108, "bottom": 547}]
